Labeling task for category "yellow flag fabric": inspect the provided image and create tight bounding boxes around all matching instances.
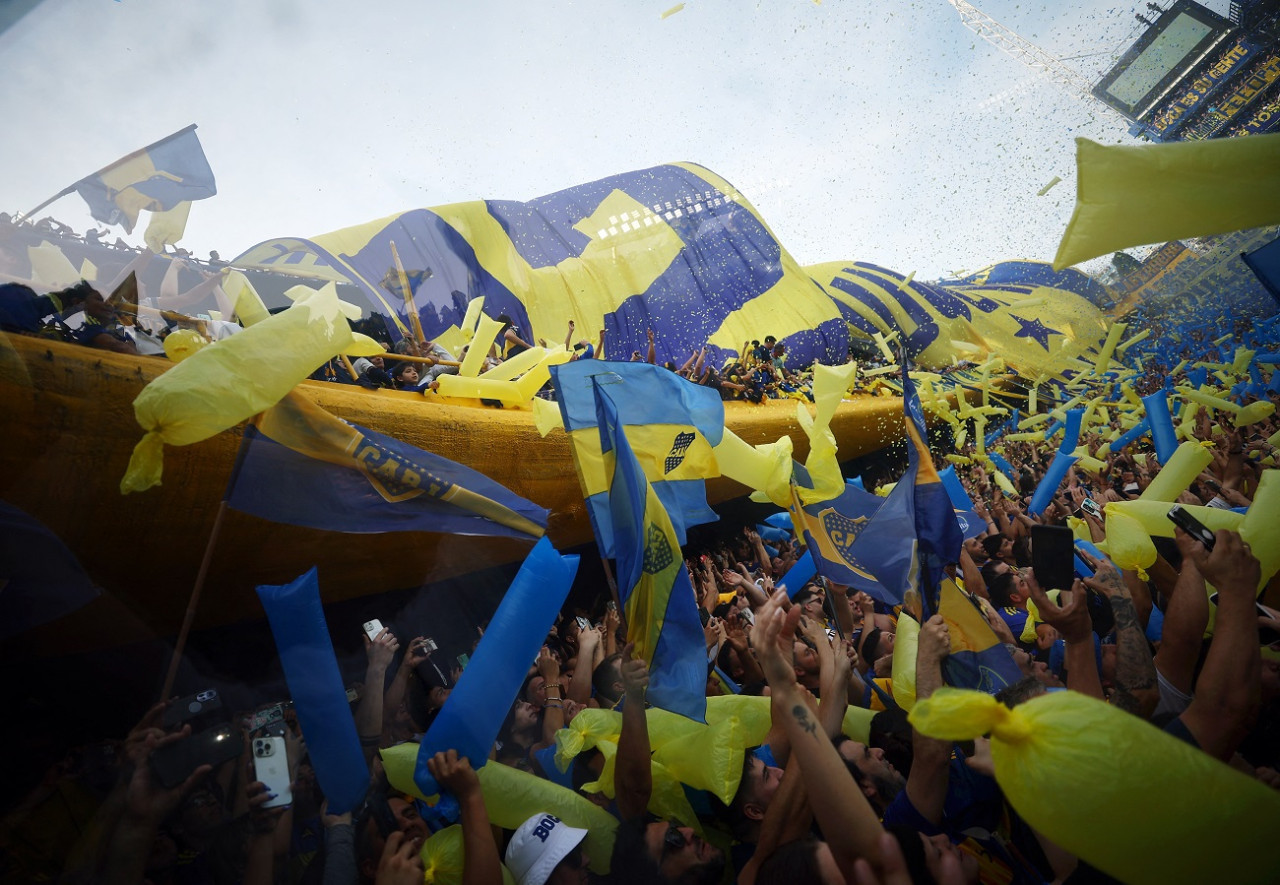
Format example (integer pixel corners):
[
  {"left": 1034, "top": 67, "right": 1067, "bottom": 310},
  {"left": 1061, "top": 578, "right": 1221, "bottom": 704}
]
[
  {"left": 143, "top": 201, "right": 192, "bottom": 253},
  {"left": 909, "top": 688, "right": 1280, "bottom": 885},
  {"left": 1053, "top": 133, "right": 1280, "bottom": 270},
  {"left": 120, "top": 284, "right": 360, "bottom": 493}
]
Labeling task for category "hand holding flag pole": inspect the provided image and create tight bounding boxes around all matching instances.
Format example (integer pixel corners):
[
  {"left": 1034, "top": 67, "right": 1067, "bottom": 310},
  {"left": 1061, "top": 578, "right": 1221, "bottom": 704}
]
[{"left": 389, "top": 241, "right": 427, "bottom": 345}]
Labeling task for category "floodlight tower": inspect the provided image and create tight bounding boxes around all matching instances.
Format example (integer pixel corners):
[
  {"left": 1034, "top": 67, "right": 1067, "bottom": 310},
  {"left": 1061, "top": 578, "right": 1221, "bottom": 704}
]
[{"left": 944, "top": 0, "right": 1113, "bottom": 107}]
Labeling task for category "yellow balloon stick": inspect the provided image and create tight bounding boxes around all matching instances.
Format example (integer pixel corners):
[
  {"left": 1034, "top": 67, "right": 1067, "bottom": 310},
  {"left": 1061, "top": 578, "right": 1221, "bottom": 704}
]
[
  {"left": 1092, "top": 322, "right": 1127, "bottom": 375},
  {"left": 1116, "top": 328, "right": 1150, "bottom": 352}
]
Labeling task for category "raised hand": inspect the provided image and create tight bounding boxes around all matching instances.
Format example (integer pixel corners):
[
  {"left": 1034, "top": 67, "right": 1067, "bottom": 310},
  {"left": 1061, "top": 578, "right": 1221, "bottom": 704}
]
[
  {"left": 426, "top": 749, "right": 481, "bottom": 800},
  {"left": 375, "top": 830, "right": 425, "bottom": 885},
  {"left": 365, "top": 628, "right": 399, "bottom": 671},
  {"left": 1027, "top": 577, "right": 1093, "bottom": 644},
  {"left": 620, "top": 642, "right": 649, "bottom": 700}
]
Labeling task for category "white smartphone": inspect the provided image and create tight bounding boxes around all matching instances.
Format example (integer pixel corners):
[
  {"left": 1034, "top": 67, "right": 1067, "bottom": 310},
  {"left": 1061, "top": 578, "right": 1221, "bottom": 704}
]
[
  {"left": 252, "top": 736, "right": 292, "bottom": 808},
  {"left": 362, "top": 619, "right": 384, "bottom": 641}
]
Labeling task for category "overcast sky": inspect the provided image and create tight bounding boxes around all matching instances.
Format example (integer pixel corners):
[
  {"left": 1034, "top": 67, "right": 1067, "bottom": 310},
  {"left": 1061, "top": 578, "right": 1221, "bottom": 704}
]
[{"left": 0, "top": 0, "right": 1233, "bottom": 279}]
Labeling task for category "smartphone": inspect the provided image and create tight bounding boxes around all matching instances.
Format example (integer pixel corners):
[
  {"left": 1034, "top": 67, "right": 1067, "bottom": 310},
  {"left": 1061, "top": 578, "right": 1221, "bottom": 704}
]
[
  {"left": 363, "top": 619, "right": 385, "bottom": 641},
  {"left": 1031, "top": 524, "right": 1076, "bottom": 592},
  {"left": 150, "top": 724, "right": 243, "bottom": 789},
  {"left": 163, "top": 689, "right": 221, "bottom": 729},
  {"left": 345, "top": 687, "right": 360, "bottom": 703},
  {"left": 575, "top": 616, "right": 591, "bottom": 632},
  {"left": 456, "top": 653, "right": 470, "bottom": 670},
  {"left": 740, "top": 608, "right": 755, "bottom": 626},
  {"left": 606, "top": 600, "right": 618, "bottom": 613},
  {"left": 251, "top": 736, "right": 293, "bottom": 808},
  {"left": 419, "top": 637, "right": 438, "bottom": 654},
  {"left": 252, "top": 704, "right": 284, "bottom": 733},
  {"left": 1079, "top": 498, "right": 1102, "bottom": 519},
  {"left": 1167, "top": 504, "right": 1215, "bottom": 550}
]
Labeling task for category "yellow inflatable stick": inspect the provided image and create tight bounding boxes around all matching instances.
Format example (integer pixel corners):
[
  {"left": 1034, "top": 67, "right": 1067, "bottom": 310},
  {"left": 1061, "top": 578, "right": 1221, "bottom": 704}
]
[
  {"left": 652, "top": 714, "right": 746, "bottom": 805},
  {"left": 532, "top": 397, "right": 564, "bottom": 437},
  {"left": 222, "top": 270, "right": 271, "bottom": 326},
  {"left": 419, "top": 826, "right": 517, "bottom": 885},
  {"left": 842, "top": 705, "right": 876, "bottom": 743},
  {"left": 459, "top": 295, "right": 485, "bottom": 342},
  {"left": 460, "top": 314, "right": 503, "bottom": 376},
  {"left": 121, "top": 285, "right": 360, "bottom": 493},
  {"left": 479, "top": 345, "right": 549, "bottom": 382},
  {"left": 1101, "top": 510, "right": 1156, "bottom": 578},
  {"left": 1138, "top": 441, "right": 1213, "bottom": 502},
  {"left": 1092, "top": 322, "right": 1126, "bottom": 375},
  {"left": 891, "top": 613, "right": 919, "bottom": 710},
  {"left": 1105, "top": 500, "right": 1242, "bottom": 539},
  {"left": 1240, "top": 470, "right": 1280, "bottom": 590},
  {"left": 909, "top": 688, "right": 1280, "bottom": 885}
]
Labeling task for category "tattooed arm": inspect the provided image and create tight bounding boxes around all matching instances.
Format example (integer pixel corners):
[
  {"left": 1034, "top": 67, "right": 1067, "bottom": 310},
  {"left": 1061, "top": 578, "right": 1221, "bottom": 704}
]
[
  {"left": 1082, "top": 552, "right": 1158, "bottom": 719},
  {"left": 752, "top": 595, "right": 885, "bottom": 878}
]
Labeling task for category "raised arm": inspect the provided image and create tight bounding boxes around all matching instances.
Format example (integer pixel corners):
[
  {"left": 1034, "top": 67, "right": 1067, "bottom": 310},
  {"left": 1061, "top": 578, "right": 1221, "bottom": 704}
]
[
  {"left": 752, "top": 595, "right": 885, "bottom": 878},
  {"left": 356, "top": 629, "right": 399, "bottom": 763},
  {"left": 1027, "top": 577, "right": 1104, "bottom": 700},
  {"left": 1081, "top": 552, "right": 1158, "bottom": 719},
  {"left": 903, "top": 615, "right": 953, "bottom": 826},
  {"left": 1151, "top": 530, "right": 1210, "bottom": 703},
  {"left": 614, "top": 643, "right": 652, "bottom": 821},
  {"left": 1174, "top": 531, "right": 1263, "bottom": 760},
  {"left": 427, "top": 751, "right": 502, "bottom": 885}
]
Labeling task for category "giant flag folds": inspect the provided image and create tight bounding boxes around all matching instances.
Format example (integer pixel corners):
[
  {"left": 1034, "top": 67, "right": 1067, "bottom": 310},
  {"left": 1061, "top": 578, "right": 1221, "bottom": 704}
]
[
  {"left": 226, "top": 392, "right": 547, "bottom": 540},
  {"left": 847, "top": 364, "right": 963, "bottom": 616},
  {"left": 591, "top": 375, "right": 708, "bottom": 722},
  {"left": 551, "top": 361, "right": 723, "bottom": 557},
  {"left": 73, "top": 125, "right": 216, "bottom": 234}
]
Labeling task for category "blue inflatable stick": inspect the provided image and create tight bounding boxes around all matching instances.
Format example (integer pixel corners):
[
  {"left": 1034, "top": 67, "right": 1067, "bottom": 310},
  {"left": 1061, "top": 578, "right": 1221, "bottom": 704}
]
[
  {"left": 1141, "top": 392, "right": 1178, "bottom": 464},
  {"left": 413, "top": 537, "right": 579, "bottom": 799},
  {"left": 257, "top": 568, "right": 369, "bottom": 815},
  {"left": 782, "top": 550, "right": 816, "bottom": 598},
  {"left": 938, "top": 465, "right": 975, "bottom": 511},
  {"left": 1028, "top": 451, "right": 1078, "bottom": 517}
]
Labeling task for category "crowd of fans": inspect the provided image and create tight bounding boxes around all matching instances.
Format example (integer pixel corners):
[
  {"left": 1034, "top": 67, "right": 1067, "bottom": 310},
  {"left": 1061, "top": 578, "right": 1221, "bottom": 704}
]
[{"left": 3, "top": 281, "right": 1278, "bottom": 884}]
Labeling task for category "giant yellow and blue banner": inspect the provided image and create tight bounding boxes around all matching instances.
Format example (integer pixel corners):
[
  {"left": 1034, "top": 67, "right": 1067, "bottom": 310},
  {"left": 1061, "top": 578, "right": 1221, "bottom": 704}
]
[{"left": 233, "top": 163, "right": 1111, "bottom": 376}]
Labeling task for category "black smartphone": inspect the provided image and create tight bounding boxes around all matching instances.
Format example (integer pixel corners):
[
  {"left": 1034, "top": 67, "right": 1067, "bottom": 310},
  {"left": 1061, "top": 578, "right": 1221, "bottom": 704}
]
[
  {"left": 150, "top": 724, "right": 243, "bottom": 789},
  {"left": 1167, "top": 504, "right": 1215, "bottom": 550},
  {"left": 1031, "top": 524, "right": 1076, "bottom": 592},
  {"left": 163, "top": 689, "right": 222, "bottom": 730}
]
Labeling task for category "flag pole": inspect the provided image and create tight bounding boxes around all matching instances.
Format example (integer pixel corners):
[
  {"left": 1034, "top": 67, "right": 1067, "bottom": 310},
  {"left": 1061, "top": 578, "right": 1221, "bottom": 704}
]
[
  {"left": 15, "top": 186, "right": 77, "bottom": 224},
  {"left": 159, "top": 424, "right": 250, "bottom": 701},
  {"left": 389, "top": 240, "right": 427, "bottom": 345}
]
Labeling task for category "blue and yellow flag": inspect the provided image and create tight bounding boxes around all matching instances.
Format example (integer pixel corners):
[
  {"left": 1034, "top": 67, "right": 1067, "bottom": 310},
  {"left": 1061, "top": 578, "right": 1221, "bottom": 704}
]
[
  {"left": 593, "top": 376, "right": 708, "bottom": 722},
  {"left": 226, "top": 392, "right": 547, "bottom": 540},
  {"left": 937, "top": 580, "right": 1021, "bottom": 695},
  {"left": 73, "top": 125, "right": 216, "bottom": 233},
  {"left": 551, "top": 361, "right": 723, "bottom": 557},
  {"left": 848, "top": 365, "right": 963, "bottom": 615},
  {"left": 788, "top": 463, "right": 887, "bottom": 594}
]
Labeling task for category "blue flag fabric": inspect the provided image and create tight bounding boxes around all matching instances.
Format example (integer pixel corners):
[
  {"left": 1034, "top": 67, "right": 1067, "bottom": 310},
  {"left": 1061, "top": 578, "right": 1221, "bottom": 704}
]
[
  {"left": 257, "top": 568, "right": 368, "bottom": 815},
  {"left": 847, "top": 365, "right": 963, "bottom": 616},
  {"left": 226, "top": 393, "right": 547, "bottom": 540},
  {"left": 788, "top": 461, "right": 891, "bottom": 594},
  {"left": 73, "top": 125, "right": 216, "bottom": 233},
  {"left": 414, "top": 537, "right": 578, "bottom": 798},
  {"left": 594, "top": 378, "right": 708, "bottom": 722},
  {"left": 552, "top": 361, "right": 723, "bottom": 558}
]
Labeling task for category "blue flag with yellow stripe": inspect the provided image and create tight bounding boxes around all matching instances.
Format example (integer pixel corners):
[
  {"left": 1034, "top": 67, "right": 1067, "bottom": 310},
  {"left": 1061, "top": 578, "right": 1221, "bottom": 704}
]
[
  {"left": 73, "top": 125, "right": 216, "bottom": 233},
  {"left": 592, "top": 375, "right": 708, "bottom": 722},
  {"left": 551, "top": 361, "right": 722, "bottom": 558},
  {"left": 226, "top": 393, "right": 547, "bottom": 540},
  {"left": 847, "top": 364, "right": 963, "bottom": 616}
]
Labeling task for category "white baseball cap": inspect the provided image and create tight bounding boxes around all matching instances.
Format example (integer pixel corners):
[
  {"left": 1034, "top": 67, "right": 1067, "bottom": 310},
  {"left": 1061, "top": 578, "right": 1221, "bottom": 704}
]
[{"left": 504, "top": 812, "right": 588, "bottom": 885}]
